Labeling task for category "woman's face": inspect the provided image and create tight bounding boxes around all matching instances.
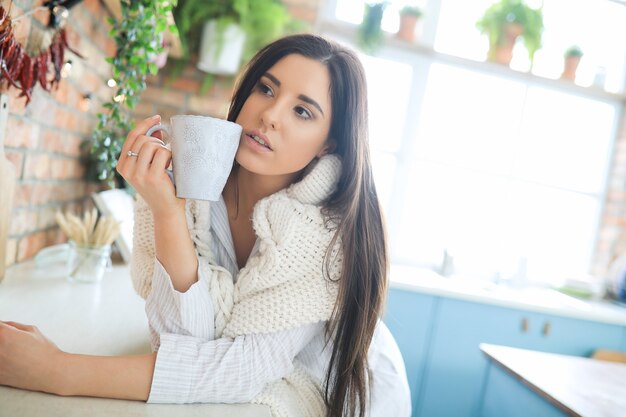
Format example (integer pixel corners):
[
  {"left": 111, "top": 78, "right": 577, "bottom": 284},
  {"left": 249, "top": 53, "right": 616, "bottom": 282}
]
[{"left": 234, "top": 54, "right": 332, "bottom": 176}]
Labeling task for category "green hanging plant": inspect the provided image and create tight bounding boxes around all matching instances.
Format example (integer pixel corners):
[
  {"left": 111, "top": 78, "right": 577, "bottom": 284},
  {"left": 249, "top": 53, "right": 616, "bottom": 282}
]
[{"left": 86, "top": 0, "right": 177, "bottom": 187}]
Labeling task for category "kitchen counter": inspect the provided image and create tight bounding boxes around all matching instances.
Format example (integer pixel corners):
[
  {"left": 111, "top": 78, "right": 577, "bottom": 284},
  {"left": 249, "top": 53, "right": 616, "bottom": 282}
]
[
  {"left": 0, "top": 260, "right": 271, "bottom": 417},
  {"left": 390, "top": 265, "right": 626, "bottom": 326},
  {"left": 479, "top": 343, "right": 626, "bottom": 417}
]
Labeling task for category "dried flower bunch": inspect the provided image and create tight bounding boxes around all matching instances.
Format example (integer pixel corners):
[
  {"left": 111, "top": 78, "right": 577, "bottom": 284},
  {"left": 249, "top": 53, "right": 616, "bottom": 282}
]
[{"left": 55, "top": 208, "right": 120, "bottom": 248}]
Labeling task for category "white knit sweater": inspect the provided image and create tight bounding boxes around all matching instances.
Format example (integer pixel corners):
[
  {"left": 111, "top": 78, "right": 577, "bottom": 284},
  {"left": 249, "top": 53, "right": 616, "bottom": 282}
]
[{"left": 131, "top": 155, "right": 344, "bottom": 416}]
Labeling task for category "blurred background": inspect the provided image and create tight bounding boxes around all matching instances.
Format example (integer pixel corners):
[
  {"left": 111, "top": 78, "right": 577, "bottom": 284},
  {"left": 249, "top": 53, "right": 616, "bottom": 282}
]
[{"left": 3, "top": 0, "right": 626, "bottom": 296}]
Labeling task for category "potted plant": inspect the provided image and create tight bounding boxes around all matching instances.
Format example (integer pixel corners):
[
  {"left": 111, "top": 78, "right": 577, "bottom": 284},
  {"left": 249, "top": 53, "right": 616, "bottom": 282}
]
[
  {"left": 476, "top": 0, "right": 544, "bottom": 66},
  {"left": 561, "top": 45, "right": 583, "bottom": 81},
  {"left": 357, "top": 2, "right": 388, "bottom": 55},
  {"left": 172, "top": 0, "right": 293, "bottom": 78},
  {"left": 396, "top": 4, "right": 422, "bottom": 42}
]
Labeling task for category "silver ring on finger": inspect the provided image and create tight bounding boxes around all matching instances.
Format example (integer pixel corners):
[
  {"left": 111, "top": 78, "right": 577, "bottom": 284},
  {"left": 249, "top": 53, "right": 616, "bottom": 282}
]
[{"left": 127, "top": 150, "right": 139, "bottom": 158}]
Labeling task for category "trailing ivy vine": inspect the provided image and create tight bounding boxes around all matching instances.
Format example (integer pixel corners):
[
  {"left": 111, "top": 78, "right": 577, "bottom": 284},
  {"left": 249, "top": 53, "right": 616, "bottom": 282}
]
[{"left": 88, "top": 0, "right": 177, "bottom": 187}]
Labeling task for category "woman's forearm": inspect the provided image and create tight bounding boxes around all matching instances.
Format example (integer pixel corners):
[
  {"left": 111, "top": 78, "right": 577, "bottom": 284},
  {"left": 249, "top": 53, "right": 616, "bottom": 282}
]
[
  {"left": 57, "top": 352, "right": 157, "bottom": 400},
  {"left": 153, "top": 209, "right": 199, "bottom": 293}
]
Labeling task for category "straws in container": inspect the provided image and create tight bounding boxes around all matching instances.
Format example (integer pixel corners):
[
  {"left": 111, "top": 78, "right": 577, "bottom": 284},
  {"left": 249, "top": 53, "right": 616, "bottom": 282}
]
[{"left": 55, "top": 209, "right": 120, "bottom": 283}]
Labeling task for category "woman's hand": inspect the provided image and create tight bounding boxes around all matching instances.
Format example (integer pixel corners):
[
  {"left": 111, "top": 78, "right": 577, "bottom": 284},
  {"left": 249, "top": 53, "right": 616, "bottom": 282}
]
[
  {"left": 0, "top": 321, "right": 66, "bottom": 395},
  {"left": 117, "top": 115, "right": 185, "bottom": 218}
]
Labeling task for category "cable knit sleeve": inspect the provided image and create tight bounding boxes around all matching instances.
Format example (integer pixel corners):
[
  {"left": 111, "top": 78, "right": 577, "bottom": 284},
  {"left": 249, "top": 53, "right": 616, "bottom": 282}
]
[{"left": 130, "top": 194, "right": 156, "bottom": 300}]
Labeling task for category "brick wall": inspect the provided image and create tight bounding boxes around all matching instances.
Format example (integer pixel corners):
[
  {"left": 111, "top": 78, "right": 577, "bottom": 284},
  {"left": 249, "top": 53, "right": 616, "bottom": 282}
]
[{"left": 3, "top": 0, "right": 114, "bottom": 266}]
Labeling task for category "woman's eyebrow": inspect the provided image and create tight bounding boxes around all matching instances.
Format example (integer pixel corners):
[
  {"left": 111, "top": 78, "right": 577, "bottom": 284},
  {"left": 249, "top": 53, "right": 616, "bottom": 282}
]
[{"left": 263, "top": 72, "right": 325, "bottom": 118}]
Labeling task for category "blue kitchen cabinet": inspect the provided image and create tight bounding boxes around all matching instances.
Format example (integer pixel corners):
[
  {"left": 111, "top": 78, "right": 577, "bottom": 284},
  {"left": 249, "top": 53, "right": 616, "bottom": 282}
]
[
  {"left": 383, "top": 288, "right": 437, "bottom": 417},
  {"left": 417, "top": 298, "right": 535, "bottom": 417},
  {"left": 524, "top": 312, "right": 625, "bottom": 356},
  {"left": 621, "top": 327, "right": 626, "bottom": 351},
  {"left": 417, "top": 298, "right": 625, "bottom": 417}
]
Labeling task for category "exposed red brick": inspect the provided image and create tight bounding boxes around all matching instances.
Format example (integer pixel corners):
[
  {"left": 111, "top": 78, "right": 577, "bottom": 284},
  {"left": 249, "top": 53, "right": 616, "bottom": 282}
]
[
  {"left": 9, "top": 210, "right": 38, "bottom": 236},
  {"left": 40, "top": 129, "right": 65, "bottom": 154},
  {"left": 5, "top": 116, "right": 38, "bottom": 148},
  {"left": 4, "top": 150, "right": 24, "bottom": 178},
  {"left": 140, "top": 87, "right": 187, "bottom": 108},
  {"left": 12, "top": 183, "right": 33, "bottom": 208},
  {"left": 17, "top": 231, "right": 47, "bottom": 262},
  {"left": 169, "top": 78, "right": 202, "bottom": 94},
  {"left": 6, "top": 87, "right": 28, "bottom": 117},
  {"left": 23, "top": 153, "right": 51, "bottom": 179}
]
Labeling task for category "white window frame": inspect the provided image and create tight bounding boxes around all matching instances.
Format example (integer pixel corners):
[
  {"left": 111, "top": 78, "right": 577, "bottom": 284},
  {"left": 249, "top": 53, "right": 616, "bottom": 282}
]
[{"left": 314, "top": 0, "right": 626, "bottom": 277}]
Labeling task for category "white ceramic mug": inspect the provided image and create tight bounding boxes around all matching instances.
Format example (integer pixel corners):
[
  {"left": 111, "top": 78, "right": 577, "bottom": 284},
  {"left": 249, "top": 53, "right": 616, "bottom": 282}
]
[{"left": 146, "top": 115, "right": 242, "bottom": 201}]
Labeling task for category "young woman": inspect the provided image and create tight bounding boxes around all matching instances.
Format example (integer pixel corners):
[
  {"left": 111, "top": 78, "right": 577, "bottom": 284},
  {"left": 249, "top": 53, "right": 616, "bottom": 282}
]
[{"left": 0, "top": 34, "right": 410, "bottom": 417}]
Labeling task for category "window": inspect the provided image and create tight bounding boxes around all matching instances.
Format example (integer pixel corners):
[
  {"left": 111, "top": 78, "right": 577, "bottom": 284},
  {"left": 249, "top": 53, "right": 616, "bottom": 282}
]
[{"left": 321, "top": 0, "right": 625, "bottom": 286}]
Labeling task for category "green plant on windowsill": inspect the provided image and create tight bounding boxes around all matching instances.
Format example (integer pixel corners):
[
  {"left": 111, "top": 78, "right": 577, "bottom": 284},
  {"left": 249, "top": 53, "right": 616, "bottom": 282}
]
[
  {"left": 357, "top": 2, "right": 388, "bottom": 55},
  {"left": 399, "top": 5, "right": 422, "bottom": 18},
  {"left": 168, "top": 0, "right": 300, "bottom": 93},
  {"left": 84, "top": 0, "right": 177, "bottom": 187},
  {"left": 476, "top": 0, "right": 544, "bottom": 66}
]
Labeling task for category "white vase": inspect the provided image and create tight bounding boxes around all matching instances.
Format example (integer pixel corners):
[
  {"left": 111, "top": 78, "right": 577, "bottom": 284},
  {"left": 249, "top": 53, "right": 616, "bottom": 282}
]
[{"left": 197, "top": 20, "right": 246, "bottom": 75}]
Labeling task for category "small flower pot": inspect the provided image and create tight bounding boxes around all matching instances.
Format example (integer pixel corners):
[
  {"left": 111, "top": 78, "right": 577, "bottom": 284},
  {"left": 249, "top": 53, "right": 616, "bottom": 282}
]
[
  {"left": 488, "top": 22, "right": 524, "bottom": 65},
  {"left": 560, "top": 56, "right": 581, "bottom": 81},
  {"left": 396, "top": 14, "right": 419, "bottom": 42}
]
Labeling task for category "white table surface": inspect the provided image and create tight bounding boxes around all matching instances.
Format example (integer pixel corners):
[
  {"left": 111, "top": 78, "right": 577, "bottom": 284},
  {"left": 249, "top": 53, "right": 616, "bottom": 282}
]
[{"left": 0, "top": 260, "right": 271, "bottom": 417}]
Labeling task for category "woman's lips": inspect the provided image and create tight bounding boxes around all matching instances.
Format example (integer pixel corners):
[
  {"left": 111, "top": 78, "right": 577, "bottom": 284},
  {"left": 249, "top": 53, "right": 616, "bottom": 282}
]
[{"left": 245, "top": 134, "right": 273, "bottom": 152}]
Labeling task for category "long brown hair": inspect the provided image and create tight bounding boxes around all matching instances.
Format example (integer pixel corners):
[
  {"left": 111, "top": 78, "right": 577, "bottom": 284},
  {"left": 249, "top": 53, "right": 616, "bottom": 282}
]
[{"left": 227, "top": 34, "right": 388, "bottom": 417}]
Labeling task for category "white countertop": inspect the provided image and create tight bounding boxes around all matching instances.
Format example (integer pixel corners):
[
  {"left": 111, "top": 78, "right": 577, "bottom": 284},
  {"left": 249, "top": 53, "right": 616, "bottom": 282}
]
[
  {"left": 390, "top": 265, "right": 626, "bottom": 327},
  {"left": 0, "top": 260, "right": 270, "bottom": 417}
]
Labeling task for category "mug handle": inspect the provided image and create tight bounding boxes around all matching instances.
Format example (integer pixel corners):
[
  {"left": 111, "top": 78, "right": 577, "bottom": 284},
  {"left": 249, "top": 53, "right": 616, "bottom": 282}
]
[{"left": 145, "top": 124, "right": 175, "bottom": 184}]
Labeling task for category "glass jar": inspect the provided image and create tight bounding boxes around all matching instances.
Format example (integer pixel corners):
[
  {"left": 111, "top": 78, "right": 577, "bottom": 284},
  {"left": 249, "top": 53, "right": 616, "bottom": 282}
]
[{"left": 66, "top": 240, "right": 112, "bottom": 283}]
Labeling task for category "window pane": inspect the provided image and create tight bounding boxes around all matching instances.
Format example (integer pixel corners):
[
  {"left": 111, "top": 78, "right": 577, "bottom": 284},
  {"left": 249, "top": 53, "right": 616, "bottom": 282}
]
[
  {"left": 514, "top": 87, "right": 616, "bottom": 194},
  {"left": 434, "top": 0, "right": 497, "bottom": 62},
  {"left": 371, "top": 151, "right": 397, "bottom": 211},
  {"left": 506, "top": 181, "right": 600, "bottom": 286},
  {"left": 359, "top": 53, "right": 413, "bottom": 152},
  {"left": 414, "top": 63, "right": 526, "bottom": 175},
  {"left": 394, "top": 161, "right": 510, "bottom": 275},
  {"left": 530, "top": 0, "right": 626, "bottom": 92}
]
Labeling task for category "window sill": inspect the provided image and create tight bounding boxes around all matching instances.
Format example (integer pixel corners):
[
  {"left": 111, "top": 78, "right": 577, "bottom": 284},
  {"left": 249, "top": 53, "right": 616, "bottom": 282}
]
[{"left": 317, "top": 19, "right": 626, "bottom": 104}]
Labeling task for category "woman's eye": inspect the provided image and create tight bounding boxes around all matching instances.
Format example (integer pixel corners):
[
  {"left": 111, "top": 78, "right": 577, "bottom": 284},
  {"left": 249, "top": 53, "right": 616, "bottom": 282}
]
[
  {"left": 295, "top": 106, "right": 312, "bottom": 120},
  {"left": 256, "top": 82, "right": 273, "bottom": 96}
]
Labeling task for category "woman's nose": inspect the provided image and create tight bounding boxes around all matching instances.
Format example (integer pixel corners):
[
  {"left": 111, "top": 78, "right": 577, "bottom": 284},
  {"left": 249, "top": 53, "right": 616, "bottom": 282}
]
[{"left": 261, "top": 103, "right": 281, "bottom": 130}]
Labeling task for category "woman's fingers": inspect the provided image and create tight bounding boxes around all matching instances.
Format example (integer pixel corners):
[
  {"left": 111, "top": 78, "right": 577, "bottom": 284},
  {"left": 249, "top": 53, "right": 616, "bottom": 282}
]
[
  {"left": 149, "top": 146, "right": 173, "bottom": 178},
  {"left": 134, "top": 140, "right": 170, "bottom": 180},
  {"left": 118, "top": 115, "right": 161, "bottom": 164},
  {"left": 0, "top": 321, "right": 34, "bottom": 332},
  {"left": 118, "top": 136, "right": 165, "bottom": 180}
]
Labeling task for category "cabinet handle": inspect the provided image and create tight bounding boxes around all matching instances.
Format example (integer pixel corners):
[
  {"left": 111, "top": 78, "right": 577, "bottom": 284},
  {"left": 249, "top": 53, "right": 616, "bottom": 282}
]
[
  {"left": 542, "top": 321, "right": 551, "bottom": 337},
  {"left": 520, "top": 318, "right": 529, "bottom": 333}
]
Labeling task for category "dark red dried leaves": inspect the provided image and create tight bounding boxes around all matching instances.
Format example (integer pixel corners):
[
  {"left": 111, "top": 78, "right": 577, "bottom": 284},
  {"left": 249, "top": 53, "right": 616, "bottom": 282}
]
[{"left": 0, "top": 6, "right": 83, "bottom": 106}]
